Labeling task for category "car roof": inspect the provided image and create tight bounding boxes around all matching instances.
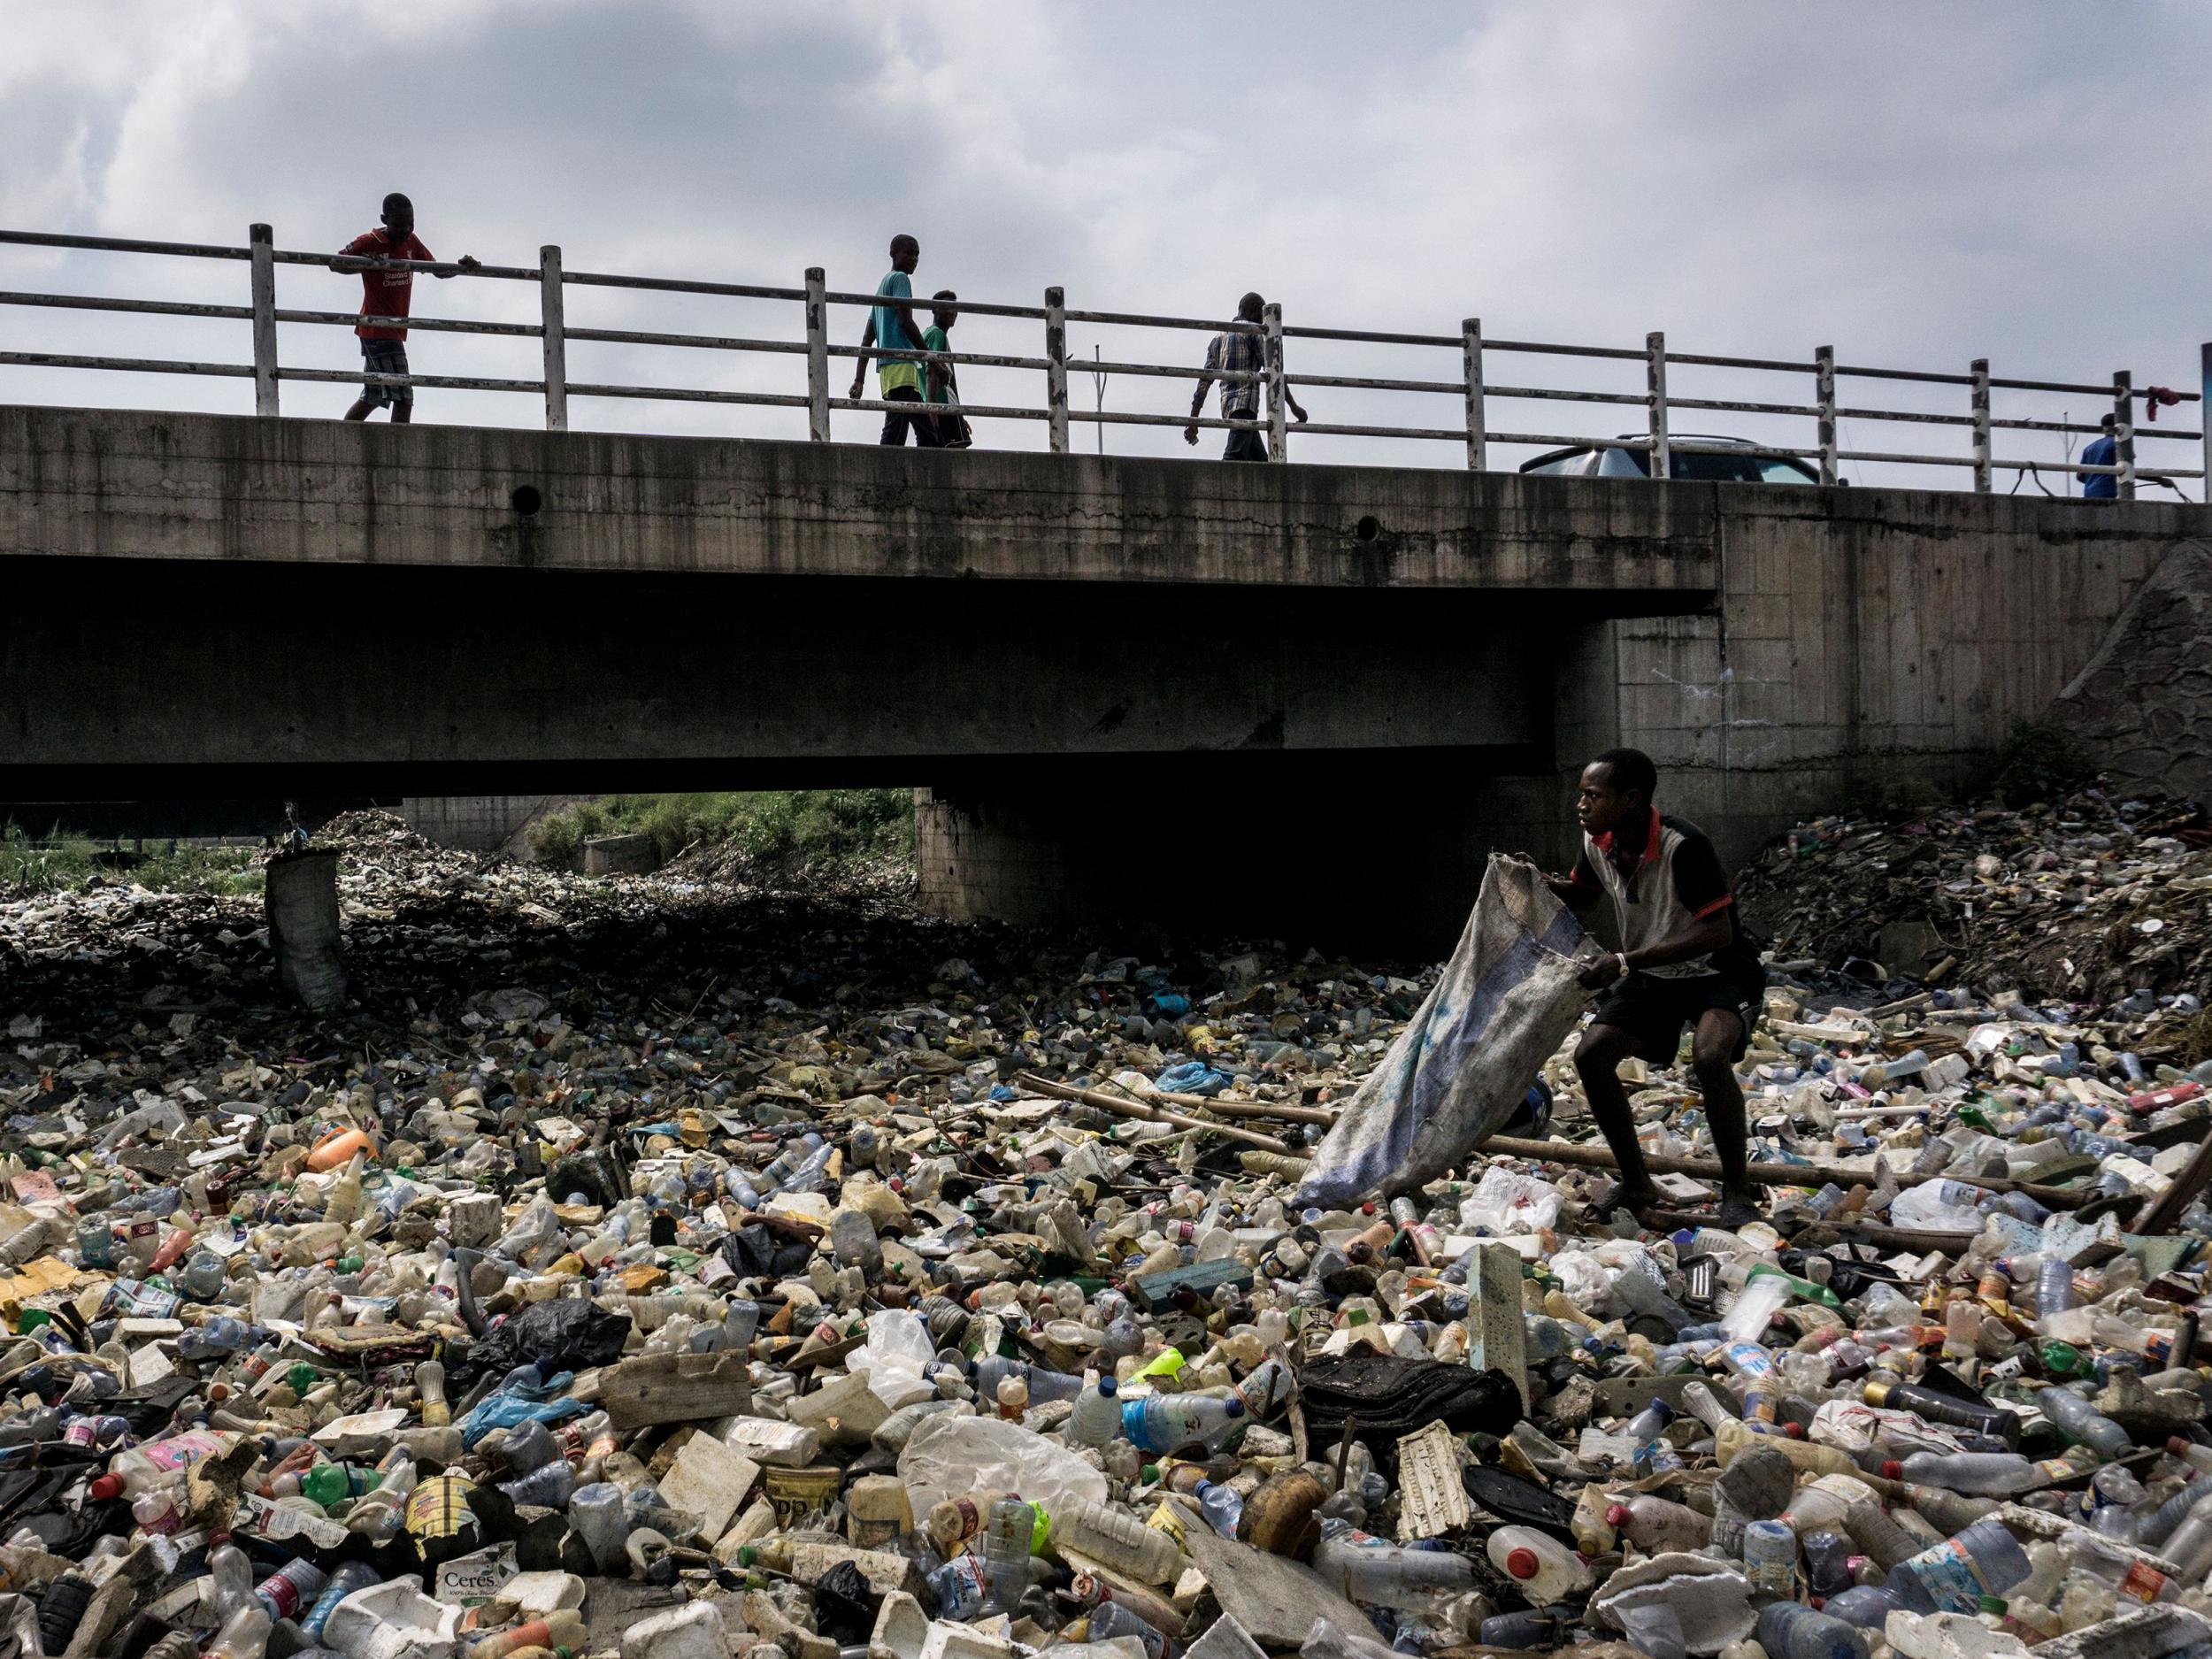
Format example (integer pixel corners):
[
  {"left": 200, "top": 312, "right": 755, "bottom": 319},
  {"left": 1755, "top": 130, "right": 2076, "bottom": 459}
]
[{"left": 1518, "top": 434, "right": 1786, "bottom": 472}]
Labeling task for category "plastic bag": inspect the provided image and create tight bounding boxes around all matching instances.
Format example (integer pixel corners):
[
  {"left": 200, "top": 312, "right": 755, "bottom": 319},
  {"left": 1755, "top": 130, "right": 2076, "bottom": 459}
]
[
  {"left": 1460, "top": 1166, "right": 1564, "bottom": 1233},
  {"left": 896, "top": 1411, "right": 1108, "bottom": 1522},
  {"left": 1295, "top": 857, "right": 1593, "bottom": 1208},
  {"left": 458, "top": 1299, "right": 631, "bottom": 1382}
]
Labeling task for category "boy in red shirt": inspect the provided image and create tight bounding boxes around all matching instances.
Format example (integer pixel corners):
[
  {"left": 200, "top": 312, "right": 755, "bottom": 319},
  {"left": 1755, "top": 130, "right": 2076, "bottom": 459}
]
[{"left": 333, "top": 193, "right": 478, "bottom": 422}]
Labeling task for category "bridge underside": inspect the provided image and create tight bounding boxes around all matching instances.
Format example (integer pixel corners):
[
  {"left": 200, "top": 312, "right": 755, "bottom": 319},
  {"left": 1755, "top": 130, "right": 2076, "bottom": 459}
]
[{"left": 4, "top": 404, "right": 2194, "bottom": 950}]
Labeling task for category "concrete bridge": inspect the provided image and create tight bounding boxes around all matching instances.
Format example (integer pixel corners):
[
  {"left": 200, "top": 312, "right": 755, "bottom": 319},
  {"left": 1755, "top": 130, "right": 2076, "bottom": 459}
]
[{"left": 2, "top": 403, "right": 2198, "bottom": 947}]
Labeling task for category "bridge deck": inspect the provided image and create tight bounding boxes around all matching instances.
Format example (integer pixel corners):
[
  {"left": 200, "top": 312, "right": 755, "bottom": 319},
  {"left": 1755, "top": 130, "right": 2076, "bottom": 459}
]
[{"left": 0, "top": 404, "right": 1719, "bottom": 598}]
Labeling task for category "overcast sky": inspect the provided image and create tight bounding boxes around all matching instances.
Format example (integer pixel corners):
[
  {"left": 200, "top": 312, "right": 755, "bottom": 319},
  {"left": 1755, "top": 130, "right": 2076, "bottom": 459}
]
[{"left": 4, "top": 0, "right": 2206, "bottom": 491}]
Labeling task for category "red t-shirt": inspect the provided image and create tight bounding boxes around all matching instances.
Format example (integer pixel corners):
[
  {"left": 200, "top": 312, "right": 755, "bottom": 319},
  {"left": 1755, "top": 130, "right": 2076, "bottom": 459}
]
[{"left": 339, "top": 229, "right": 433, "bottom": 340}]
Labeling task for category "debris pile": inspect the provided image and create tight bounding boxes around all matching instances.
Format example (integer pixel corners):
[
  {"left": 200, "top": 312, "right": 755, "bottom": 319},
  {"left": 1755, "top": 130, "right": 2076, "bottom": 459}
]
[
  {"left": 1737, "top": 783, "right": 2212, "bottom": 1010},
  {"left": 1, "top": 805, "right": 2210, "bottom": 1659}
]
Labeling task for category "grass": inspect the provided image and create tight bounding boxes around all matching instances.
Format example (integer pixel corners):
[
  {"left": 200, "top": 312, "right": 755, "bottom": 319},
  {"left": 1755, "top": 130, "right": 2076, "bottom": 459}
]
[
  {"left": 528, "top": 789, "right": 916, "bottom": 874},
  {"left": 2, "top": 823, "right": 266, "bottom": 898}
]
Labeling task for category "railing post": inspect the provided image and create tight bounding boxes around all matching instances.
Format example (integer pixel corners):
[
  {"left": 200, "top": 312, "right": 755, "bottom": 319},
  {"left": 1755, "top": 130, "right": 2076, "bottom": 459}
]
[
  {"left": 2201, "top": 343, "right": 2211, "bottom": 505},
  {"left": 1263, "top": 302, "right": 1286, "bottom": 464},
  {"left": 1462, "top": 319, "right": 1486, "bottom": 472},
  {"left": 1814, "top": 344, "right": 1836, "bottom": 486},
  {"left": 2113, "top": 370, "right": 2136, "bottom": 500},
  {"left": 805, "top": 268, "right": 830, "bottom": 442},
  {"left": 1044, "top": 287, "right": 1069, "bottom": 455},
  {"left": 249, "top": 223, "right": 279, "bottom": 418},
  {"left": 1970, "top": 357, "right": 1991, "bottom": 494},
  {"left": 1646, "top": 330, "right": 1669, "bottom": 480},
  {"left": 538, "top": 245, "right": 567, "bottom": 433}
]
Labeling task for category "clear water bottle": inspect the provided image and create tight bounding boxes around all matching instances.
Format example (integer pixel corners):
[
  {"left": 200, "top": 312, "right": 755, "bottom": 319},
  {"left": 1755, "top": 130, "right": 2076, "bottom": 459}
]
[
  {"left": 300, "top": 1562, "right": 379, "bottom": 1641},
  {"left": 253, "top": 1559, "right": 327, "bottom": 1623},
  {"left": 1821, "top": 1586, "right": 1902, "bottom": 1631},
  {"left": 1070, "top": 1373, "right": 1121, "bottom": 1447},
  {"left": 568, "top": 1481, "right": 629, "bottom": 1573},
  {"left": 972, "top": 1355, "right": 1084, "bottom": 1406},
  {"left": 1755, "top": 1601, "right": 1870, "bottom": 1659},
  {"left": 2036, "top": 1387, "right": 2131, "bottom": 1459},
  {"left": 1886, "top": 1517, "right": 2032, "bottom": 1614},
  {"left": 1119, "top": 1393, "right": 1244, "bottom": 1455},
  {"left": 1194, "top": 1479, "right": 1243, "bottom": 1538},
  {"left": 979, "top": 1498, "right": 1034, "bottom": 1612},
  {"left": 1742, "top": 1518, "right": 1797, "bottom": 1597}
]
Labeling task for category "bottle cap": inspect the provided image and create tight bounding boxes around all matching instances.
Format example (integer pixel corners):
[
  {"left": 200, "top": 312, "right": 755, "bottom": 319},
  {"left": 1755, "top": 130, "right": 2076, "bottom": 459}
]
[
  {"left": 88, "top": 1473, "right": 122, "bottom": 1502},
  {"left": 1604, "top": 1503, "right": 1631, "bottom": 1527},
  {"left": 1978, "top": 1595, "right": 2007, "bottom": 1616},
  {"left": 1505, "top": 1547, "right": 1540, "bottom": 1579},
  {"left": 2169, "top": 1435, "right": 2193, "bottom": 1456},
  {"left": 1863, "top": 1381, "right": 1892, "bottom": 1407},
  {"left": 1880, "top": 1461, "right": 1903, "bottom": 1479}
]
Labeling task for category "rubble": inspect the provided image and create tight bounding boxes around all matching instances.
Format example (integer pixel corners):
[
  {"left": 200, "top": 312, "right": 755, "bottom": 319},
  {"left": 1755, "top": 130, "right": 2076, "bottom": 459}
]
[{"left": 2, "top": 800, "right": 2211, "bottom": 1659}]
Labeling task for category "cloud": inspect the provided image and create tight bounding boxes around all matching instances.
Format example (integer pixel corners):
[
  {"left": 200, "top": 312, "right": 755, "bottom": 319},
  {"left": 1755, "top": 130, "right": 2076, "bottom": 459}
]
[{"left": 1, "top": 0, "right": 2205, "bottom": 484}]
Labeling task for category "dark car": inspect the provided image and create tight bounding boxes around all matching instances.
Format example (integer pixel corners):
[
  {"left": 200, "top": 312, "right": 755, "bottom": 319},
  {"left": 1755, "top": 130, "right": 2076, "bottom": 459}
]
[{"left": 1519, "top": 433, "right": 1820, "bottom": 484}]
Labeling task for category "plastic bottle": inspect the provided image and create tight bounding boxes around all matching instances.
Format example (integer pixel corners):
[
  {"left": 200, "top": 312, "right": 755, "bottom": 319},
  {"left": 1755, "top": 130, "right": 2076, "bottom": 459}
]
[
  {"left": 1886, "top": 1517, "right": 2033, "bottom": 1614},
  {"left": 1479, "top": 1611, "right": 1570, "bottom": 1650},
  {"left": 972, "top": 1355, "right": 1085, "bottom": 1407},
  {"left": 1049, "top": 1498, "right": 1184, "bottom": 1586},
  {"left": 209, "top": 1540, "right": 255, "bottom": 1619},
  {"left": 1883, "top": 1451, "right": 2043, "bottom": 1495},
  {"left": 1755, "top": 1601, "right": 1869, "bottom": 1659},
  {"left": 1803, "top": 1531, "right": 1855, "bottom": 1598},
  {"left": 1843, "top": 1498, "right": 1923, "bottom": 1571},
  {"left": 301, "top": 1462, "right": 380, "bottom": 1509},
  {"left": 569, "top": 1481, "right": 629, "bottom": 1573},
  {"left": 1821, "top": 1586, "right": 1902, "bottom": 1631},
  {"left": 1316, "top": 1537, "right": 1481, "bottom": 1612},
  {"left": 1120, "top": 1394, "right": 1246, "bottom": 1456},
  {"left": 2156, "top": 1486, "right": 2212, "bottom": 1582},
  {"left": 1863, "top": 1380, "right": 2019, "bottom": 1444},
  {"left": 1483, "top": 1527, "right": 1591, "bottom": 1606},
  {"left": 300, "top": 1563, "right": 380, "bottom": 1642},
  {"left": 2036, "top": 1387, "right": 2131, "bottom": 1459},
  {"left": 1071, "top": 1373, "right": 1120, "bottom": 1448},
  {"left": 253, "top": 1560, "right": 327, "bottom": 1624},
  {"left": 1194, "top": 1480, "right": 1243, "bottom": 1538},
  {"left": 1742, "top": 1518, "right": 1797, "bottom": 1597},
  {"left": 929, "top": 1552, "right": 992, "bottom": 1622},
  {"left": 203, "top": 1607, "right": 272, "bottom": 1659},
  {"left": 416, "top": 1359, "right": 449, "bottom": 1427},
  {"left": 980, "top": 1498, "right": 1034, "bottom": 1611}
]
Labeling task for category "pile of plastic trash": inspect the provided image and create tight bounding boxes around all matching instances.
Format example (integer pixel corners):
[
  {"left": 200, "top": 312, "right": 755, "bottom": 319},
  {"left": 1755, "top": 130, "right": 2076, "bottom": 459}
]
[
  {"left": 4, "top": 806, "right": 2212, "bottom": 1659},
  {"left": 1735, "top": 785, "right": 2212, "bottom": 1009}
]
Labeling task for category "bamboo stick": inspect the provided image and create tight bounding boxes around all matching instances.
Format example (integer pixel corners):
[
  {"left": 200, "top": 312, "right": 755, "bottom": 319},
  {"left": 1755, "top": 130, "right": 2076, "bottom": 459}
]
[
  {"left": 1473, "top": 1133, "right": 2087, "bottom": 1211},
  {"left": 1014, "top": 1072, "right": 1295, "bottom": 1155}
]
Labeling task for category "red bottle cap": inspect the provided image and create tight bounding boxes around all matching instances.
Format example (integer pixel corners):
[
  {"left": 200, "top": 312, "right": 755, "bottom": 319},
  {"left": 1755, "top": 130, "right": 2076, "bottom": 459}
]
[
  {"left": 1605, "top": 1504, "right": 1631, "bottom": 1527},
  {"left": 1506, "top": 1547, "right": 1540, "bottom": 1578},
  {"left": 88, "top": 1473, "right": 122, "bottom": 1502},
  {"left": 1783, "top": 1423, "right": 1804, "bottom": 1439},
  {"left": 1880, "top": 1460, "right": 1903, "bottom": 1479},
  {"left": 2170, "top": 1436, "right": 2193, "bottom": 1456}
]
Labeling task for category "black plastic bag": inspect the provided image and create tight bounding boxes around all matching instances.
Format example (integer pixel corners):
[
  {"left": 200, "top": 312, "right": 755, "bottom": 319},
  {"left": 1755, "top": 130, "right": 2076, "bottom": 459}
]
[
  {"left": 814, "top": 1560, "right": 877, "bottom": 1644},
  {"left": 458, "top": 1298, "right": 631, "bottom": 1382}
]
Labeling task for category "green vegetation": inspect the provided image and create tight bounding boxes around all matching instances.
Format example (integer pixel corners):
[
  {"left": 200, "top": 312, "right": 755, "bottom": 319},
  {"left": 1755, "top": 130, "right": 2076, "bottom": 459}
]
[
  {"left": 1989, "top": 718, "right": 2092, "bottom": 806},
  {"left": 1, "top": 823, "right": 266, "bottom": 897},
  {"left": 528, "top": 789, "right": 915, "bottom": 874}
]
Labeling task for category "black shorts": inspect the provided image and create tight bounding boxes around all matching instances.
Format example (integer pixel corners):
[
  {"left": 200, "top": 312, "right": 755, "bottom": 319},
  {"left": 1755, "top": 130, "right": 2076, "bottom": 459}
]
[{"left": 1593, "top": 969, "right": 1763, "bottom": 1064}]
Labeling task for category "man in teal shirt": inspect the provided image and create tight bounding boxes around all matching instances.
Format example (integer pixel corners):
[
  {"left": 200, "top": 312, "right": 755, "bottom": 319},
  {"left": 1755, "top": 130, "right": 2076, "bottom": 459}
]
[{"left": 848, "top": 234, "right": 939, "bottom": 447}]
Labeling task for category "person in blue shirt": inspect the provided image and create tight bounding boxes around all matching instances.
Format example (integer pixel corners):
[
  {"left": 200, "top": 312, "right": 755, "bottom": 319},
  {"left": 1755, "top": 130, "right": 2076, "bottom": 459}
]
[
  {"left": 2081, "top": 412, "right": 2119, "bottom": 500},
  {"left": 849, "top": 234, "right": 941, "bottom": 447}
]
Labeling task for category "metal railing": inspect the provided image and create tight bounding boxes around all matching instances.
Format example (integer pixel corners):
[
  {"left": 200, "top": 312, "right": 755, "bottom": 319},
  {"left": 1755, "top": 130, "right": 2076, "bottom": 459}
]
[{"left": 1, "top": 224, "right": 2205, "bottom": 499}]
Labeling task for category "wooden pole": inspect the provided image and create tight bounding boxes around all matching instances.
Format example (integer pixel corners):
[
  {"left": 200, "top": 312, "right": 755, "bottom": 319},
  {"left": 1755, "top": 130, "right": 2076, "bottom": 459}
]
[
  {"left": 1014, "top": 1072, "right": 1294, "bottom": 1155},
  {"left": 1474, "top": 1133, "right": 2088, "bottom": 1212}
]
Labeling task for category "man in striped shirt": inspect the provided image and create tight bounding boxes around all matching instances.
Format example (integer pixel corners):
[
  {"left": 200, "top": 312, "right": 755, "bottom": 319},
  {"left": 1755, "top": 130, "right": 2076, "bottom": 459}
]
[{"left": 1186, "top": 292, "right": 1307, "bottom": 460}]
